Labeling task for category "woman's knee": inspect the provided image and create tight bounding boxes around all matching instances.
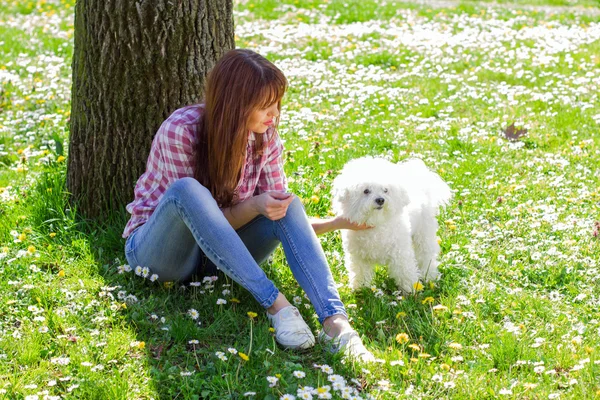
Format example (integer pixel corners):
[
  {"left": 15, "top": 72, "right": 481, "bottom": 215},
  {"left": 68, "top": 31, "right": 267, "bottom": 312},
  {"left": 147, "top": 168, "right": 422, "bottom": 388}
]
[
  {"left": 167, "top": 177, "right": 213, "bottom": 202},
  {"left": 288, "top": 196, "right": 305, "bottom": 214}
]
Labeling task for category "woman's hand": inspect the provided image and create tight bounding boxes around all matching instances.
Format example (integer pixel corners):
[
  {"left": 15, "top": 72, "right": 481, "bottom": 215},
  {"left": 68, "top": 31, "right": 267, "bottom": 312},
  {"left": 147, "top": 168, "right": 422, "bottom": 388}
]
[
  {"left": 252, "top": 192, "right": 295, "bottom": 220},
  {"left": 333, "top": 216, "right": 372, "bottom": 231}
]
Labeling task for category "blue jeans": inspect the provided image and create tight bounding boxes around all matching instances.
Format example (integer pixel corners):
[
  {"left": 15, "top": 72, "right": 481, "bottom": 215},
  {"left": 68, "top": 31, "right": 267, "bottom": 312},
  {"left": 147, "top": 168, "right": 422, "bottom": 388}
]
[{"left": 124, "top": 177, "right": 346, "bottom": 324}]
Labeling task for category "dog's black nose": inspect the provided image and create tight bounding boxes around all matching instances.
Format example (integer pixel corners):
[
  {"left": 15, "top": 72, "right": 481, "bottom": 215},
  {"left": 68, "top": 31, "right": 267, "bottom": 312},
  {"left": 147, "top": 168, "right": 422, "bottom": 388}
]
[{"left": 375, "top": 197, "right": 385, "bottom": 206}]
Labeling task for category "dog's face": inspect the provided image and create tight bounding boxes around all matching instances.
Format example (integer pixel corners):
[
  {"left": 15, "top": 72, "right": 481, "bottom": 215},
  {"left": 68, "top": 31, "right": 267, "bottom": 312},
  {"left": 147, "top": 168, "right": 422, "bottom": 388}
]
[{"left": 332, "top": 158, "right": 410, "bottom": 226}]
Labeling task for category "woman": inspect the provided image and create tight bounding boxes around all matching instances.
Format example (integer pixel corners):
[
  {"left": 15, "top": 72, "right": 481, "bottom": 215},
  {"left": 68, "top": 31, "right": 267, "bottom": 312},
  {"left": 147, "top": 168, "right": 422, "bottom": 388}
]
[{"left": 123, "top": 49, "right": 374, "bottom": 362}]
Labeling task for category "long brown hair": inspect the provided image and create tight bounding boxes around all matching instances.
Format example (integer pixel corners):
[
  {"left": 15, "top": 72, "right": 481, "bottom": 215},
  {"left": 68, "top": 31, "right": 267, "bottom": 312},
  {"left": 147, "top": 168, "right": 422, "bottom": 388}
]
[{"left": 194, "top": 49, "right": 287, "bottom": 207}]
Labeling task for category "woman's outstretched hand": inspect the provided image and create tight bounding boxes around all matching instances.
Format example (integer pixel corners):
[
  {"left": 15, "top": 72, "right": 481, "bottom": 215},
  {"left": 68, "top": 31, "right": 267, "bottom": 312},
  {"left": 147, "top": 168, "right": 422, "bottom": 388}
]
[
  {"left": 253, "top": 191, "right": 295, "bottom": 220},
  {"left": 334, "top": 216, "right": 372, "bottom": 231}
]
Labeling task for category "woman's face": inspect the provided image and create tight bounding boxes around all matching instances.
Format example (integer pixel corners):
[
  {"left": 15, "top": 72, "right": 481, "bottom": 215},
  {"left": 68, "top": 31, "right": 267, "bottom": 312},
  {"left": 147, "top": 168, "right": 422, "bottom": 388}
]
[{"left": 246, "top": 102, "right": 279, "bottom": 134}]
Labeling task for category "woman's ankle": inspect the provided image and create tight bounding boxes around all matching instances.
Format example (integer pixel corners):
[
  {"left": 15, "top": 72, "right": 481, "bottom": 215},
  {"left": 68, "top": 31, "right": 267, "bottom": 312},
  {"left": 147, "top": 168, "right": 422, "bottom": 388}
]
[
  {"left": 322, "top": 314, "right": 353, "bottom": 337},
  {"left": 267, "top": 292, "right": 292, "bottom": 315}
]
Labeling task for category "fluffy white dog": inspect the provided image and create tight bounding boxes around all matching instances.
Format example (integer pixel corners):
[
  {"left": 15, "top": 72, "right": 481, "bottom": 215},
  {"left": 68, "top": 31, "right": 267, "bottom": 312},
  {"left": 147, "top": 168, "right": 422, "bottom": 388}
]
[{"left": 332, "top": 157, "right": 452, "bottom": 293}]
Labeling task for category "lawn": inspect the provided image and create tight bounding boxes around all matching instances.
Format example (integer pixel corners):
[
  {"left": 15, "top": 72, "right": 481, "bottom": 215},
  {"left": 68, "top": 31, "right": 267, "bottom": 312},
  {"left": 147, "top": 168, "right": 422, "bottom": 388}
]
[{"left": 1, "top": 0, "right": 599, "bottom": 399}]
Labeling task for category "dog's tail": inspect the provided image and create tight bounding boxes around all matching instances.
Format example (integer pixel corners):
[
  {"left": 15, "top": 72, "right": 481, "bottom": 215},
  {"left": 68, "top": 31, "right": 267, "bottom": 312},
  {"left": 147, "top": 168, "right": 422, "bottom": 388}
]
[{"left": 398, "top": 158, "right": 452, "bottom": 208}]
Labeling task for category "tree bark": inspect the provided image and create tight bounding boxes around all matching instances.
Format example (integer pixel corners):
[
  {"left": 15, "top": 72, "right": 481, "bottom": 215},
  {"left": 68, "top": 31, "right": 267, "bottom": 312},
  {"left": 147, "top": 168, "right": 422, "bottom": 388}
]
[{"left": 68, "top": 0, "right": 234, "bottom": 218}]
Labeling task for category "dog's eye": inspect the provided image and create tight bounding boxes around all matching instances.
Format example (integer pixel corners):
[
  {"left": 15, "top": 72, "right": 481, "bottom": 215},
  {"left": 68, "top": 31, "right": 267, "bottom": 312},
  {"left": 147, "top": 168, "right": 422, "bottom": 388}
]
[
  {"left": 383, "top": 188, "right": 388, "bottom": 193},
  {"left": 363, "top": 189, "right": 371, "bottom": 195}
]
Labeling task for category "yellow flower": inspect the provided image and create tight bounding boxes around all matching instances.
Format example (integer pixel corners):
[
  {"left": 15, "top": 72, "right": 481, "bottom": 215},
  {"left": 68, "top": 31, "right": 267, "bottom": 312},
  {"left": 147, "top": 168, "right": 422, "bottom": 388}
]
[
  {"left": 121, "top": 303, "right": 127, "bottom": 309},
  {"left": 247, "top": 311, "right": 257, "bottom": 319},
  {"left": 49, "top": 232, "right": 56, "bottom": 238},
  {"left": 395, "top": 333, "right": 409, "bottom": 344},
  {"left": 440, "top": 363, "right": 451, "bottom": 371},
  {"left": 163, "top": 281, "right": 174, "bottom": 289},
  {"left": 413, "top": 282, "right": 424, "bottom": 291},
  {"left": 429, "top": 281, "right": 435, "bottom": 289},
  {"left": 46, "top": 188, "right": 52, "bottom": 193},
  {"left": 408, "top": 343, "right": 421, "bottom": 351},
  {"left": 448, "top": 342, "right": 463, "bottom": 350},
  {"left": 432, "top": 304, "right": 448, "bottom": 312},
  {"left": 275, "top": 373, "right": 282, "bottom": 379},
  {"left": 137, "top": 341, "right": 145, "bottom": 349},
  {"left": 18, "top": 233, "right": 27, "bottom": 242},
  {"left": 27, "top": 245, "right": 36, "bottom": 254},
  {"left": 396, "top": 311, "right": 407, "bottom": 319},
  {"left": 58, "top": 270, "right": 65, "bottom": 277},
  {"left": 422, "top": 297, "right": 434, "bottom": 305},
  {"left": 269, "top": 327, "right": 275, "bottom": 333},
  {"left": 410, "top": 357, "right": 419, "bottom": 363},
  {"left": 230, "top": 298, "right": 240, "bottom": 303},
  {"left": 418, "top": 352, "right": 430, "bottom": 358},
  {"left": 310, "top": 195, "right": 320, "bottom": 203},
  {"left": 57, "top": 155, "right": 66, "bottom": 163},
  {"left": 239, "top": 352, "right": 249, "bottom": 361}
]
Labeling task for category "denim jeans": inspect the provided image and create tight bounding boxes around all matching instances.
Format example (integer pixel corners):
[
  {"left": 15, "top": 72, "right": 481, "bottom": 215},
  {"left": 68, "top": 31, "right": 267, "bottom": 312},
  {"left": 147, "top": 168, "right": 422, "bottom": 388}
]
[{"left": 124, "top": 177, "right": 346, "bottom": 324}]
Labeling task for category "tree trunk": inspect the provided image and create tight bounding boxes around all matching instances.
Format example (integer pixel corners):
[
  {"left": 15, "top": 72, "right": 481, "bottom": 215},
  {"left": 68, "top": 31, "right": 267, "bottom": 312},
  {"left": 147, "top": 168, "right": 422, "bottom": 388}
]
[{"left": 67, "top": 0, "right": 234, "bottom": 218}]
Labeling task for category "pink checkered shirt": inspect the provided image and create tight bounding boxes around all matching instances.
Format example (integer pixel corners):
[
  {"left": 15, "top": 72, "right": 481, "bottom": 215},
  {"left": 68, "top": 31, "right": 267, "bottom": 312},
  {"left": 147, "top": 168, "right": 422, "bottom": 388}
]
[{"left": 123, "top": 104, "right": 287, "bottom": 238}]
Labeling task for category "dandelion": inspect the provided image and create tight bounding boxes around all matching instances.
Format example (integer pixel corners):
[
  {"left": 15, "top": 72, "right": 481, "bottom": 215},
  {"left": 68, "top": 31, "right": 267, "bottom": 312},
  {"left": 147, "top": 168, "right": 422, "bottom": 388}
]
[
  {"left": 293, "top": 370, "right": 306, "bottom": 378},
  {"left": 239, "top": 352, "right": 249, "bottom": 361},
  {"left": 408, "top": 343, "right": 421, "bottom": 351},
  {"left": 396, "top": 311, "right": 407, "bottom": 318},
  {"left": 130, "top": 341, "right": 145, "bottom": 349},
  {"left": 395, "top": 332, "right": 409, "bottom": 344},
  {"left": 422, "top": 296, "right": 434, "bottom": 304},
  {"left": 58, "top": 270, "right": 65, "bottom": 277},
  {"left": 413, "top": 282, "right": 424, "bottom": 291},
  {"left": 230, "top": 298, "right": 240, "bottom": 303},
  {"left": 448, "top": 342, "right": 463, "bottom": 350},
  {"left": 57, "top": 155, "right": 66, "bottom": 162},
  {"left": 247, "top": 311, "right": 257, "bottom": 319},
  {"left": 216, "top": 298, "right": 227, "bottom": 305},
  {"left": 49, "top": 232, "right": 56, "bottom": 238},
  {"left": 188, "top": 309, "right": 199, "bottom": 320}
]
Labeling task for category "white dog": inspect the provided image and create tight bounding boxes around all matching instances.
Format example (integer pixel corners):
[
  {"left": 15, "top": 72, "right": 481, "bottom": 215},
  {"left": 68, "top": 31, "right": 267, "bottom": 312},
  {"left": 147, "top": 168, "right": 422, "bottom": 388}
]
[{"left": 332, "top": 157, "right": 452, "bottom": 293}]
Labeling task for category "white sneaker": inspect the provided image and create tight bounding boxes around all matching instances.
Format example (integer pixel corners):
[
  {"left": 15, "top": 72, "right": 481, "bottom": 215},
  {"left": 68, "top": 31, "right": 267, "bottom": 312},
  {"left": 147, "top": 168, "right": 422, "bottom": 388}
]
[
  {"left": 318, "top": 329, "right": 377, "bottom": 363},
  {"left": 267, "top": 306, "right": 315, "bottom": 350}
]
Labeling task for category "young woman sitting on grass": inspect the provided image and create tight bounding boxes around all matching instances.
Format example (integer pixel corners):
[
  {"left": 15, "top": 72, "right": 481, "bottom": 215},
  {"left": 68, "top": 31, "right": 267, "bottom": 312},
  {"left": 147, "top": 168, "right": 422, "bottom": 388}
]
[{"left": 122, "top": 49, "right": 375, "bottom": 362}]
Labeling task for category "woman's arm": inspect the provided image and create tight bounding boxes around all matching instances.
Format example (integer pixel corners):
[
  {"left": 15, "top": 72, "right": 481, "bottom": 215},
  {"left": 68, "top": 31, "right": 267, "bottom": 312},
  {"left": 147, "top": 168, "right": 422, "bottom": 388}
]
[{"left": 310, "top": 216, "right": 372, "bottom": 236}]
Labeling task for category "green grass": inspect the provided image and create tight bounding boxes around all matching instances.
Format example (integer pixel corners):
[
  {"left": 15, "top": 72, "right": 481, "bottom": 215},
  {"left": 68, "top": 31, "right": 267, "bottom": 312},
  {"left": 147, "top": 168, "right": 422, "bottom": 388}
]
[{"left": 1, "top": 0, "right": 600, "bottom": 398}]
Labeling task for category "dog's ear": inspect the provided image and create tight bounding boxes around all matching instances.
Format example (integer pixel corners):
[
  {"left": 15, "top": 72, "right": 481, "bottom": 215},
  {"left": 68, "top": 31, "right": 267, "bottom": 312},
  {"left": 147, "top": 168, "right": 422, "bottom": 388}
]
[
  {"left": 391, "top": 184, "right": 411, "bottom": 209},
  {"left": 331, "top": 179, "right": 349, "bottom": 214}
]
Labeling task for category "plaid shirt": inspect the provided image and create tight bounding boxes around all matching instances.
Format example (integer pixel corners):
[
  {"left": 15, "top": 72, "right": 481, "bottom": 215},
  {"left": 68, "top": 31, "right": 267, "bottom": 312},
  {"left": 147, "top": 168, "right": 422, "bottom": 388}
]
[{"left": 123, "top": 104, "right": 287, "bottom": 238}]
